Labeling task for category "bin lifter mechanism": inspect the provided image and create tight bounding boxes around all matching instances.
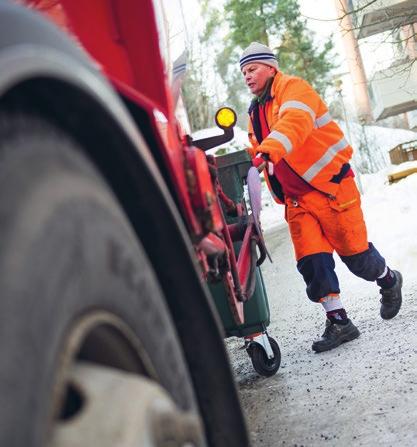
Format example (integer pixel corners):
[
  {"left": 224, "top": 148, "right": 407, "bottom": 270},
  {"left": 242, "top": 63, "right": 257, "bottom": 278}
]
[{"left": 190, "top": 108, "right": 272, "bottom": 325}]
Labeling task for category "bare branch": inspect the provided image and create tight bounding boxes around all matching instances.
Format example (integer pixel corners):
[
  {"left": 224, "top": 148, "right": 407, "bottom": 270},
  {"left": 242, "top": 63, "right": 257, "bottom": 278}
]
[
  {"left": 303, "top": 2, "right": 416, "bottom": 35},
  {"left": 334, "top": 0, "right": 380, "bottom": 21}
]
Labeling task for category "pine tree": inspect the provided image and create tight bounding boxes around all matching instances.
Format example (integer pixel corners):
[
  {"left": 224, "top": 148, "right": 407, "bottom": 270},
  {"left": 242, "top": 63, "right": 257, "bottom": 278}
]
[{"left": 202, "top": 0, "right": 335, "bottom": 119}]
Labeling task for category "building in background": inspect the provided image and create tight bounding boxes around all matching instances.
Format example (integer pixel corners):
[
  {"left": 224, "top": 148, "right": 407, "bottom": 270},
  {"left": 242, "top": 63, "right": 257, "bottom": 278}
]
[{"left": 334, "top": 0, "right": 417, "bottom": 129}]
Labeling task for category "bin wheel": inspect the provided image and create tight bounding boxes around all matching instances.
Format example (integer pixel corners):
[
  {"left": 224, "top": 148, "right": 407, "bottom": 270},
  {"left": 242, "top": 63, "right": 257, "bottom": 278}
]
[{"left": 248, "top": 337, "right": 281, "bottom": 377}]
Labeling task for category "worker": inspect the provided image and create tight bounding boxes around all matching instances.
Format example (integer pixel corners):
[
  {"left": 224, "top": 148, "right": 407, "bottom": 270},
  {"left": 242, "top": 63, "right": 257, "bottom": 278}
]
[{"left": 240, "top": 42, "right": 403, "bottom": 352}]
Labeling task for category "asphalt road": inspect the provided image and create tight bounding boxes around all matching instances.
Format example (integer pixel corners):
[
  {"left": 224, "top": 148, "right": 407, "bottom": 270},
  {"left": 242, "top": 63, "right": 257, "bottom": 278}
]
[{"left": 226, "top": 223, "right": 417, "bottom": 447}]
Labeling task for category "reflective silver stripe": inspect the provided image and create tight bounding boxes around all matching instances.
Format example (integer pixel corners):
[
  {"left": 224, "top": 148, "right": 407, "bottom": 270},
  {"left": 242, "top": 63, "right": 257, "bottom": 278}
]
[
  {"left": 267, "top": 130, "right": 293, "bottom": 153},
  {"left": 315, "top": 111, "right": 332, "bottom": 128},
  {"left": 302, "top": 138, "right": 349, "bottom": 182},
  {"left": 280, "top": 100, "right": 315, "bottom": 122}
]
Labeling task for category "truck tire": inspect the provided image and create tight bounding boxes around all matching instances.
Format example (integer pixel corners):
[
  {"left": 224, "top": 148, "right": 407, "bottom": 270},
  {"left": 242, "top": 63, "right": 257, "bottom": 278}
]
[{"left": 0, "top": 114, "right": 205, "bottom": 447}]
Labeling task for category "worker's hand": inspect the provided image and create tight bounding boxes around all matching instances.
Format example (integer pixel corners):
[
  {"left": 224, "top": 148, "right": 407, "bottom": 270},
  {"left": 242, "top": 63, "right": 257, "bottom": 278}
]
[
  {"left": 252, "top": 153, "right": 274, "bottom": 175},
  {"left": 256, "top": 146, "right": 283, "bottom": 165}
]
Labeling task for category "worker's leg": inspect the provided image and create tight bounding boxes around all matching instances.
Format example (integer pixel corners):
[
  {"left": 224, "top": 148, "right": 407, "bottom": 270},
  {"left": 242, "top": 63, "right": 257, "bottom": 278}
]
[
  {"left": 286, "top": 196, "right": 338, "bottom": 302},
  {"left": 319, "top": 177, "right": 402, "bottom": 319},
  {"left": 339, "top": 245, "right": 402, "bottom": 319},
  {"left": 286, "top": 196, "right": 359, "bottom": 352}
]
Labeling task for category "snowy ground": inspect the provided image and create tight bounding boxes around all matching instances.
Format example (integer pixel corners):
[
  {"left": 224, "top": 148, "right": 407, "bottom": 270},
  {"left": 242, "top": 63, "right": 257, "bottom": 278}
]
[{"left": 225, "top": 163, "right": 417, "bottom": 446}]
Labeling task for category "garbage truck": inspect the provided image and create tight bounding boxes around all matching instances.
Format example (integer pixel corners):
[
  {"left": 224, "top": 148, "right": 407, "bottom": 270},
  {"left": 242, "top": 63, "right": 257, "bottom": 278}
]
[{"left": 0, "top": 1, "right": 278, "bottom": 446}]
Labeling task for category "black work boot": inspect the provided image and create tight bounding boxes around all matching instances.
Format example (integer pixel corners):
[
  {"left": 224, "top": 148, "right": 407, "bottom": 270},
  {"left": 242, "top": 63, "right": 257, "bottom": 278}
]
[
  {"left": 380, "top": 270, "right": 403, "bottom": 320},
  {"left": 312, "top": 319, "right": 360, "bottom": 353}
]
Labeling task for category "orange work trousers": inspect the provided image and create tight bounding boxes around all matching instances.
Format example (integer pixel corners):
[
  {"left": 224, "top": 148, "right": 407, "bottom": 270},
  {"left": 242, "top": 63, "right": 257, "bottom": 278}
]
[{"left": 285, "top": 177, "right": 369, "bottom": 261}]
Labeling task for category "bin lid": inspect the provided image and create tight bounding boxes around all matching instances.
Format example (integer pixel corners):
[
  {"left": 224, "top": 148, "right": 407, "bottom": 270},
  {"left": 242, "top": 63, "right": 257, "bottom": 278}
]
[{"left": 216, "top": 150, "right": 251, "bottom": 169}]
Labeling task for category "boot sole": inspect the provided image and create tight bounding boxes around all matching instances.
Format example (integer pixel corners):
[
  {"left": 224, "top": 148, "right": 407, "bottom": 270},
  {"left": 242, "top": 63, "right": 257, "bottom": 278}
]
[
  {"left": 380, "top": 271, "right": 403, "bottom": 320},
  {"left": 312, "top": 327, "right": 360, "bottom": 353}
]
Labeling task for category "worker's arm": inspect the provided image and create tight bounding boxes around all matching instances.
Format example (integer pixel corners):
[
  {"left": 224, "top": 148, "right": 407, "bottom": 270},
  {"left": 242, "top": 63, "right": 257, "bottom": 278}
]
[{"left": 255, "top": 78, "right": 322, "bottom": 164}]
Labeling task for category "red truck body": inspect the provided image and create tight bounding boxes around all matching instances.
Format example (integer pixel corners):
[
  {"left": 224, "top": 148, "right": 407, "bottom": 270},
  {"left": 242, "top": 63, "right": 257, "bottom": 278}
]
[
  {"left": 26, "top": 0, "right": 261, "bottom": 320},
  {"left": 32, "top": 0, "right": 210, "bottom": 238},
  {"left": 0, "top": 1, "right": 257, "bottom": 446}
]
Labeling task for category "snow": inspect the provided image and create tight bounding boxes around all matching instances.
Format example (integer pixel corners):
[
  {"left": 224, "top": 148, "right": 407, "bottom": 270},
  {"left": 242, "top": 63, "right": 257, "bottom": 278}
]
[
  {"left": 361, "top": 167, "right": 417, "bottom": 280},
  {"left": 338, "top": 121, "right": 417, "bottom": 155},
  {"left": 337, "top": 121, "right": 417, "bottom": 172},
  {"left": 388, "top": 159, "right": 417, "bottom": 175}
]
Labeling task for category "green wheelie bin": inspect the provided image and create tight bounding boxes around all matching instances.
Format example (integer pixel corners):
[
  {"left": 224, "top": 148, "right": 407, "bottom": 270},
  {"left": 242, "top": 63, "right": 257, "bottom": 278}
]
[{"left": 209, "top": 149, "right": 281, "bottom": 377}]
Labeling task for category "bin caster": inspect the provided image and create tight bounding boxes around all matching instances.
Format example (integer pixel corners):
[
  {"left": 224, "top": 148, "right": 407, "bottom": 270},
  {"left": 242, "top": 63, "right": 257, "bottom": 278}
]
[{"left": 246, "top": 333, "right": 281, "bottom": 377}]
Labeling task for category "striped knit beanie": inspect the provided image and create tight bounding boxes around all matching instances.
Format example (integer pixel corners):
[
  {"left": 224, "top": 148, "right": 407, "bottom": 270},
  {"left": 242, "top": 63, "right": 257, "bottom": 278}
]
[{"left": 239, "top": 42, "right": 279, "bottom": 71}]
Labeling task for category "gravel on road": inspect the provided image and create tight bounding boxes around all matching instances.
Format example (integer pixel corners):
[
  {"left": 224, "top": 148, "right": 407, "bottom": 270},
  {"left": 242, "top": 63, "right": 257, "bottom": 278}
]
[{"left": 226, "top": 224, "right": 417, "bottom": 447}]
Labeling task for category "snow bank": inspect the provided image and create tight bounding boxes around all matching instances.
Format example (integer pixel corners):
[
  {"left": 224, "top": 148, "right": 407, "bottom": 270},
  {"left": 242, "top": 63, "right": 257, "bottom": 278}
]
[
  {"left": 338, "top": 120, "right": 417, "bottom": 159},
  {"left": 388, "top": 159, "right": 417, "bottom": 174},
  {"left": 361, "top": 166, "right": 417, "bottom": 280}
]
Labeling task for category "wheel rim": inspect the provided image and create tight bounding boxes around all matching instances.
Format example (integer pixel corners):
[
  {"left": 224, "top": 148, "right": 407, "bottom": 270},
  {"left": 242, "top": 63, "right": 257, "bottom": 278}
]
[
  {"left": 49, "top": 363, "right": 204, "bottom": 447},
  {"left": 47, "top": 311, "right": 206, "bottom": 447}
]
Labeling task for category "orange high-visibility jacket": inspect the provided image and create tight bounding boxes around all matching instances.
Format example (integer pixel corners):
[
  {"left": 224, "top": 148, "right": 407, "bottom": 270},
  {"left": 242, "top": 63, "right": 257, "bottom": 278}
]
[{"left": 248, "top": 71, "right": 353, "bottom": 200}]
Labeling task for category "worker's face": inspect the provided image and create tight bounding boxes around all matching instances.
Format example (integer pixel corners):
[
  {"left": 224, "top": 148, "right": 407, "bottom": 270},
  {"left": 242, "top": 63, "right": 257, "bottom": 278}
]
[{"left": 242, "top": 63, "right": 276, "bottom": 96}]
